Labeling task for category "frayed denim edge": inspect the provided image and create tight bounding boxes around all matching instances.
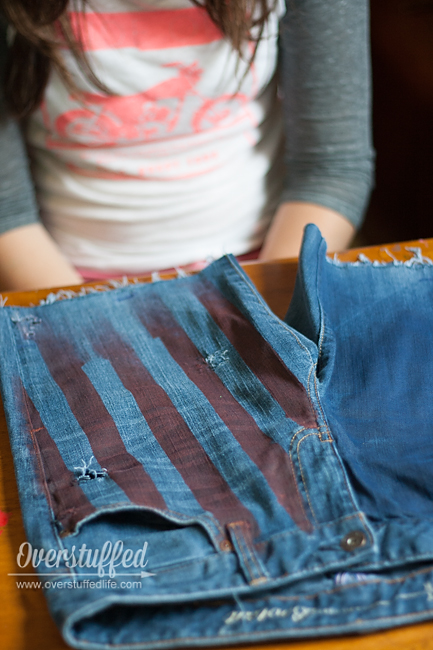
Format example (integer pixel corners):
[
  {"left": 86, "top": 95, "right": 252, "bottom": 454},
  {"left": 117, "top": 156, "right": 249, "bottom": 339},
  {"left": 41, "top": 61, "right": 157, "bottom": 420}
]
[
  {"left": 329, "top": 247, "right": 433, "bottom": 268},
  {"left": 0, "top": 268, "right": 194, "bottom": 308}
]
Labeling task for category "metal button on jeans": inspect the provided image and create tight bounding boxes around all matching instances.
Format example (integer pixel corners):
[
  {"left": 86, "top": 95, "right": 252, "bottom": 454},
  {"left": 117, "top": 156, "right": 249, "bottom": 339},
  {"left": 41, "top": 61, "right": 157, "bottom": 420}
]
[{"left": 340, "top": 530, "right": 367, "bottom": 552}]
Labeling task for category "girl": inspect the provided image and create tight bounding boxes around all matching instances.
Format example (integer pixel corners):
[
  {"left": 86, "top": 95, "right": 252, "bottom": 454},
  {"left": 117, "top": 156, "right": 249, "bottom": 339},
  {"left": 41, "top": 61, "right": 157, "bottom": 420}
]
[{"left": 0, "top": 0, "right": 374, "bottom": 290}]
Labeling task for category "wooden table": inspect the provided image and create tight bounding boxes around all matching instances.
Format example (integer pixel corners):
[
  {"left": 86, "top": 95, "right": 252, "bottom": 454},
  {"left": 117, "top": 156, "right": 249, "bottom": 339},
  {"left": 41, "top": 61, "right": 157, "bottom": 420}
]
[{"left": 1, "top": 239, "right": 433, "bottom": 649}]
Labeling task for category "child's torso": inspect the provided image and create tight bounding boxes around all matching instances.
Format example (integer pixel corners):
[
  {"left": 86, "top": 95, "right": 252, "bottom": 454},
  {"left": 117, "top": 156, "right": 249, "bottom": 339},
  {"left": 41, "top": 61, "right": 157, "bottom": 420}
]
[{"left": 26, "top": 0, "right": 286, "bottom": 272}]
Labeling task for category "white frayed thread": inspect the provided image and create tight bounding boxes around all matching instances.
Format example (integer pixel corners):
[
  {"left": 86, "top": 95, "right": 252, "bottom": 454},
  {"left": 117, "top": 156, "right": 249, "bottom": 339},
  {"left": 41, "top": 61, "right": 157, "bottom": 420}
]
[
  {"left": 38, "top": 286, "right": 107, "bottom": 305},
  {"left": 330, "top": 247, "right": 433, "bottom": 267},
  {"left": 37, "top": 281, "right": 141, "bottom": 306},
  {"left": 108, "top": 276, "right": 130, "bottom": 289},
  {"left": 35, "top": 271, "right": 168, "bottom": 305},
  {"left": 0, "top": 295, "right": 8, "bottom": 307},
  {"left": 404, "top": 247, "right": 433, "bottom": 266},
  {"left": 329, "top": 252, "right": 387, "bottom": 267},
  {"left": 74, "top": 456, "right": 107, "bottom": 481},
  {"left": 10, "top": 314, "right": 42, "bottom": 338},
  {"left": 205, "top": 349, "right": 230, "bottom": 370}
]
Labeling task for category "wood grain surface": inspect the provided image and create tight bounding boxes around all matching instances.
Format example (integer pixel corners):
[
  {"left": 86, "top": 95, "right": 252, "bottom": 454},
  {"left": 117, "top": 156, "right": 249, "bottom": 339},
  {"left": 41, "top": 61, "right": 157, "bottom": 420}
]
[{"left": 1, "top": 238, "right": 433, "bottom": 649}]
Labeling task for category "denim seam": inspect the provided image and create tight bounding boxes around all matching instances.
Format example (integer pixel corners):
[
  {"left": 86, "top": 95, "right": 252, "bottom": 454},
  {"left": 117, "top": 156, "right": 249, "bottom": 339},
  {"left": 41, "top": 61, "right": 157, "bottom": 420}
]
[
  {"left": 20, "top": 380, "right": 73, "bottom": 570},
  {"left": 355, "top": 551, "right": 433, "bottom": 573},
  {"left": 66, "top": 588, "right": 433, "bottom": 649},
  {"left": 304, "top": 350, "right": 362, "bottom": 537},
  {"left": 271, "top": 565, "right": 433, "bottom": 602},
  {"left": 295, "top": 433, "right": 321, "bottom": 526},
  {"left": 255, "top": 512, "right": 371, "bottom": 548},
  {"left": 115, "top": 553, "right": 227, "bottom": 578},
  {"left": 69, "top": 502, "right": 224, "bottom": 544},
  {"left": 235, "top": 523, "right": 263, "bottom": 581},
  {"left": 226, "top": 255, "right": 314, "bottom": 362},
  {"left": 306, "top": 365, "right": 316, "bottom": 427},
  {"left": 325, "top": 436, "right": 369, "bottom": 524},
  {"left": 312, "top": 245, "right": 332, "bottom": 441},
  {"left": 136, "top": 544, "right": 433, "bottom": 583},
  {"left": 313, "top": 371, "right": 331, "bottom": 440},
  {"left": 68, "top": 560, "right": 433, "bottom": 615},
  {"left": 231, "top": 588, "right": 433, "bottom": 627},
  {"left": 295, "top": 434, "right": 366, "bottom": 531},
  {"left": 286, "top": 438, "right": 312, "bottom": 528},
  {"left": 8, "top": 317, "right": 67, "bottom": 543},
  {"left": 154, "top": 509, "right": 224, "bottom": 541},
  {"left": 311, "top": 245, "right": 368, "bottom": 521},
  {"left": 287, "top": 427, "right": 322, "bottom": 525},
  {"left": 309, "top": 359, "right": 366, "bottom": 520},
  {"left": 295, "top": 433, "right": 346, "bottom": 526},
  {"left": 94, "top": 514, "right": 369, "bottom": 581},
  {"left": 248, "top": 591, "right": 431, "bottom": 618},
  {"left": 68, "top": 613, "right": 433, "bottom": 650},
  {"left": 2, "top": 319, "right": 69, "bottom": 567},
  {"left": 305, "top": 364, "right": 329, "bottom": 440},
  {"left": 228, "top": 521, "right": 269, "bottom": 583},
  {"left": 20, "top": 380, "right": 62, "bottom": 537},
  {"left": 228, "top": 523, "right": 256, "bottom": 580}
]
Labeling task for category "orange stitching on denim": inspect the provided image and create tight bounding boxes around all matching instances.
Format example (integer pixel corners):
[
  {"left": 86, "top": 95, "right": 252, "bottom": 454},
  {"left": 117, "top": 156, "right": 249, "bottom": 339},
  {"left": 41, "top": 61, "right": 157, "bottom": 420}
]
[
  {"left": 287, "top": 427, "right": 321, "bottom": 525},
  {"left": 285, "top": 438, "right": 311, "bottom": 529},
  {"left": 20, "top": 384, "right": 58, "bottom": 526}
]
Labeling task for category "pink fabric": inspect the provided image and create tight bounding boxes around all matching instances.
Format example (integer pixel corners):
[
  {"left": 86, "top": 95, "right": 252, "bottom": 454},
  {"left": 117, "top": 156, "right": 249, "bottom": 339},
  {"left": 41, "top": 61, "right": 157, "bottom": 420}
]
[{"left": 66, "top": 8, "right": 222, "bottom": 52}]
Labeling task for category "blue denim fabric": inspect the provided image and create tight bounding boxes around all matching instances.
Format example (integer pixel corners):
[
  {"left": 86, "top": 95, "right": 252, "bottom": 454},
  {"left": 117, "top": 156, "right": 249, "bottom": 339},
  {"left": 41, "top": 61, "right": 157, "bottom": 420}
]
[{"left": 1, "top": 224, "right": 433, "bottom": 649}]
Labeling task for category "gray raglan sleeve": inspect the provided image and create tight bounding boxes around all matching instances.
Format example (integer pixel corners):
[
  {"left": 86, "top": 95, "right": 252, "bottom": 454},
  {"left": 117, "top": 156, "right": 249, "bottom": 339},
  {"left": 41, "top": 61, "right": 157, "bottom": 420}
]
[
  {"left": 0, "top": 24, "right": 40, "bottom": 235},
  {"left": 278, "top": 0, "right": 375, "bottom": 228}
]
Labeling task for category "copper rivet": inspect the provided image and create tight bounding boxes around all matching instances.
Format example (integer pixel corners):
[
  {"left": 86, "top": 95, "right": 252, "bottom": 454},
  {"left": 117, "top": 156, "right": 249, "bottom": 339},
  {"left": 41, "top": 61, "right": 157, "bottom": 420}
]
[
  {"left": 340, "top": 530, "right": 367, "bottom": 552},
  {"left": 220, "top": 540, "right": 233, "bottom": 552}
]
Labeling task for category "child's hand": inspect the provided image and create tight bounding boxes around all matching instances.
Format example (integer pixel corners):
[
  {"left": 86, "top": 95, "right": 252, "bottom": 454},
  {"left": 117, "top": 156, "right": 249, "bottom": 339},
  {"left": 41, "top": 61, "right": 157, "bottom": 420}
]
[
  {"left": 0, "top": 223, "right": 83, "bottom": 291},
  {"left": 259, "top": 201, "right": 355, "bottom": 260}
]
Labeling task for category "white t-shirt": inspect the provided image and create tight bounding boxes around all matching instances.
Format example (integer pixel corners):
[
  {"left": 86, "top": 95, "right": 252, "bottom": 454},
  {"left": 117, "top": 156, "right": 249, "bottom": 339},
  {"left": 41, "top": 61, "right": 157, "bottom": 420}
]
[{"left": 26, "top": 0, "right": 285, "bottom": 272}]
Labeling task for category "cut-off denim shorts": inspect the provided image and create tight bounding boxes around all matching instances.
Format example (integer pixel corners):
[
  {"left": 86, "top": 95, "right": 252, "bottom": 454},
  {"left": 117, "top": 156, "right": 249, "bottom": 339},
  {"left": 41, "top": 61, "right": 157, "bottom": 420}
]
[{"left": 1, "top": 224, "right": 433, "bottom": 649}]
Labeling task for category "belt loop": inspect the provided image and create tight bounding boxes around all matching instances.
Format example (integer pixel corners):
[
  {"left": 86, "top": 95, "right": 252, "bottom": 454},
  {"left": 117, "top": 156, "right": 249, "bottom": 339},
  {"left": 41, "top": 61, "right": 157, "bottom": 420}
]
[{"left": 227, "top": 521, "right": 269, "bottom": 586}]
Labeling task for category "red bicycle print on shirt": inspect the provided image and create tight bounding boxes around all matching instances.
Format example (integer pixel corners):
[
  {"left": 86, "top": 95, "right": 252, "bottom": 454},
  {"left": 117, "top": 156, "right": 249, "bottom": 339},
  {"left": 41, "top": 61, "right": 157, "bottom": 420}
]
[{"left": 54, "top": 62, "right": 254, "bottom": 145}]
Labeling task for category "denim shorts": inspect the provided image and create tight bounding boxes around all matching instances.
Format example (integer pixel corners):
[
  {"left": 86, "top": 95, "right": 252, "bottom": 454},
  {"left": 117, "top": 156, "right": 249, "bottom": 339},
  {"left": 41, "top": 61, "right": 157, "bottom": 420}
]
[{"left": 1, "top": 224, "right": 433, "bottom": 649}]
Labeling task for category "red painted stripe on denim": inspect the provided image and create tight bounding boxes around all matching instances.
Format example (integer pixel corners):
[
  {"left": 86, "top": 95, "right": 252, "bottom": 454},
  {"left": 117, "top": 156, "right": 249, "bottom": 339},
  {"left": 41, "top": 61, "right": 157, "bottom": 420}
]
[
  {"left": 191, "top": 277, "right": 318, "bottom": 430},
  {"left": 35, "top": 329, "right": 166, "bottom": 511},
  {"left": 134, "top": 293, "right": 312, "bottom": 532},
  {"left": 90, "top": 321, "right": 259, "bottom": 537},
  {"left": 67, "top": 9, "right": 222, "bottom": 52},
  {"left": 22, "top": 386, "right": 96, "bottom": 534}
]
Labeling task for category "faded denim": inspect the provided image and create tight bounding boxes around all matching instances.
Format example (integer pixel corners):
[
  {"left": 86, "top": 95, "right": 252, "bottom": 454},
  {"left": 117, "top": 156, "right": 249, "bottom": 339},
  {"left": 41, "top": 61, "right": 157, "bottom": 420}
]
[{"left": 1, "top": 224, "right": 433, "bottom": 649}]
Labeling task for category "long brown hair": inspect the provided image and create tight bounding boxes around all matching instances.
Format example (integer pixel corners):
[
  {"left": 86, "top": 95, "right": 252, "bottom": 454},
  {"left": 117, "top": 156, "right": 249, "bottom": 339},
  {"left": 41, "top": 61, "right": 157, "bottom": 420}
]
[{"left": 1, "top": 0, "right": 274, "bottom": 119}]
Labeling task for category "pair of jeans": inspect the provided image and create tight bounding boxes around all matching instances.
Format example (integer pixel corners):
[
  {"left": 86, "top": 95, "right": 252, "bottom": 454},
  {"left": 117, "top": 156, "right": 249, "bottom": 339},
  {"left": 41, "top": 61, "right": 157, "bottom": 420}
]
[{"left": 1, "top": 224, "right": 433, "bottom": 649}]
